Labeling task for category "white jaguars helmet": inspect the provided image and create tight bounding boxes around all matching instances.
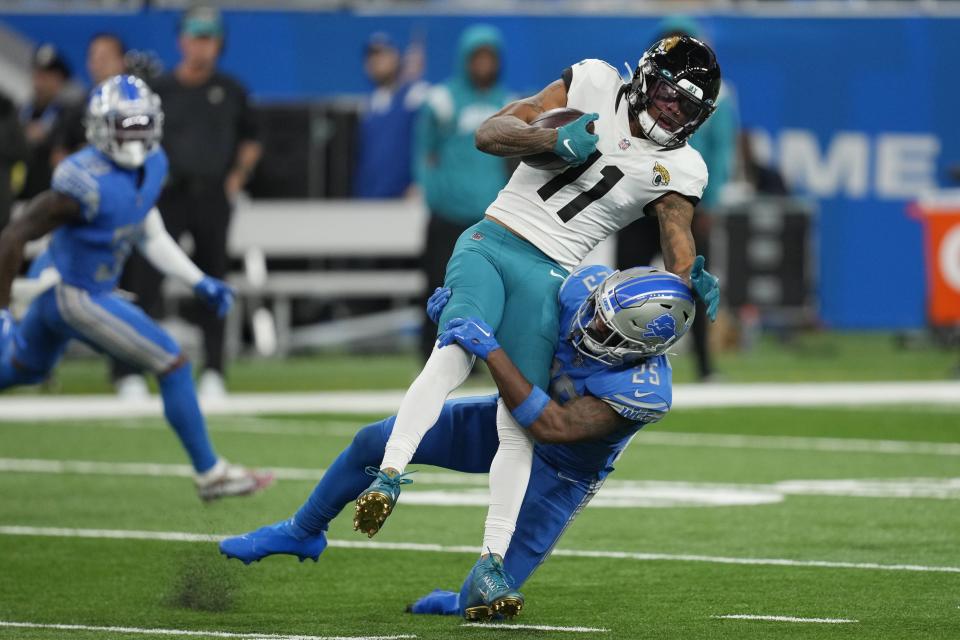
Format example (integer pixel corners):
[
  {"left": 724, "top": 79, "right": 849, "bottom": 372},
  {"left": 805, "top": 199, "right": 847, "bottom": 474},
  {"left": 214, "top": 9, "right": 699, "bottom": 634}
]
[
  {"left": 571, "top": 266, "right": 696, "bottom": 365},
  {"left": 86, "top": 74, "right": 163, "bottom": 169}
]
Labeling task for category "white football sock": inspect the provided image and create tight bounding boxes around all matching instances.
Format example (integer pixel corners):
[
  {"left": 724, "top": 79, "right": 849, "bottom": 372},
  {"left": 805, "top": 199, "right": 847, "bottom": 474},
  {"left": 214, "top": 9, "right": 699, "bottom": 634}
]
[
  {"left": 481, "top": 398, "right": 534, "bottom": 558},
  {"left": 379, "top": 343, "right": 475, "bottom": 473}
]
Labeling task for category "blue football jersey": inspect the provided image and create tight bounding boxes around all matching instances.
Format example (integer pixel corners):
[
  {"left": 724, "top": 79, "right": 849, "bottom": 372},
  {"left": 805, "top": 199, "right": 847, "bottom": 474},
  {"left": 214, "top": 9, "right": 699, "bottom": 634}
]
[
  {"left": 537, "top": 264, "right": 673, "bottom": 476},
  {"left": 48, "top": 146, "right": 168, "bottom": 293}
]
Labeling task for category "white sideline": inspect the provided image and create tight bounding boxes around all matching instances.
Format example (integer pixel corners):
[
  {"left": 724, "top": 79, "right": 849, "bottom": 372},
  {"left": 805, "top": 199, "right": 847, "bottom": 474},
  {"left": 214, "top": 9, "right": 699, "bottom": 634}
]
[
  {"left": 0, "top": 621, "right": 414, "bottom": 640},
  {"left": 2, "top": 525, "right": 959, "bottom": 575},
  {"left": 713, "top": 614, "right": 858, "bottom": 624},
  {"left": 0, "top": 380, "right": 958, "bottom": 421},
  {"left": 462, "top": 622, "right": 608, "bottom": 632}
]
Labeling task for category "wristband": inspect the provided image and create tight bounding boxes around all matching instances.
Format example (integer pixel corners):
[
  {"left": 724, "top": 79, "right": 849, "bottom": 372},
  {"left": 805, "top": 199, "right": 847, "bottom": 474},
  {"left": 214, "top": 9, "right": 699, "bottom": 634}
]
[{"left": 511, "top": 386, "right": 551, "bottom": 428}]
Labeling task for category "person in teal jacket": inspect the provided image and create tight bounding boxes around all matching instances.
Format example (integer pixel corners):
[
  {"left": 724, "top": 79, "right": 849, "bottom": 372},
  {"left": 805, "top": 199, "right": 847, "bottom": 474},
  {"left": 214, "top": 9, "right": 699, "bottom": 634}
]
[
  {"left": 414, "top": 24, "right": 511, "bottom": 362},
  {"left": 616, "top": 15, "right": 739, "bottom": 381}
]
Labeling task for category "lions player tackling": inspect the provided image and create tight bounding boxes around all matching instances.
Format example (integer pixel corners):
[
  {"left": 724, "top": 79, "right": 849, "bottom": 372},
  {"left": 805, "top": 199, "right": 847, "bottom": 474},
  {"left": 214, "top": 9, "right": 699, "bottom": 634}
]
[
  {"left": 0, "top": 75, "right": 272, "bottom": 500},
  {"left": 221, "top": 264, "right": 694, "bottom": 620},
  {"left": 354, "top": 36, "right": 722, "bottom": 616}
]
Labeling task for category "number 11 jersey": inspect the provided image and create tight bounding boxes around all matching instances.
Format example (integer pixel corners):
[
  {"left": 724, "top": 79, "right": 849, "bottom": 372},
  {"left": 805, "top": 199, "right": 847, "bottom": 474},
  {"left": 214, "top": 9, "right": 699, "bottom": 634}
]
[{"left": 487, "top": 59, "right": 708, "bottom": 273}]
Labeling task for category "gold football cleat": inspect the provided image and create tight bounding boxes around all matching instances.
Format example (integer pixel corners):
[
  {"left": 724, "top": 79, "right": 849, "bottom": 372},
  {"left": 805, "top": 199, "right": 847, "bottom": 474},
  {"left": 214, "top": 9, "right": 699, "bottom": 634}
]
[{"left": 353, "top": 491, "right": 393, "bottom": 538}]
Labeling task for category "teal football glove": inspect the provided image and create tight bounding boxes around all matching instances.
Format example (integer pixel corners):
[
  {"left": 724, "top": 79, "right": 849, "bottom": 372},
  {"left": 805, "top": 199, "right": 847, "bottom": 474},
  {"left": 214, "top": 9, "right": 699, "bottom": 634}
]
[
  {"left": 437, "top": 317, "right": 501, "bottom": 360},
  {"left": 554, "top": 113, "right": 599, "bottom": 166},
  {"left": 690, "top": 255, "right": 720, "bottom": 322}
]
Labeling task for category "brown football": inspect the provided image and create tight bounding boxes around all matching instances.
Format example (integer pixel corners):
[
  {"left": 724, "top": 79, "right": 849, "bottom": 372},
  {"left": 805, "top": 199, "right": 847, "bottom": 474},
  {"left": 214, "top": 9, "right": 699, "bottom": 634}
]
[{"left": 521, "top": 108, "right": 595, "bottom": 171}]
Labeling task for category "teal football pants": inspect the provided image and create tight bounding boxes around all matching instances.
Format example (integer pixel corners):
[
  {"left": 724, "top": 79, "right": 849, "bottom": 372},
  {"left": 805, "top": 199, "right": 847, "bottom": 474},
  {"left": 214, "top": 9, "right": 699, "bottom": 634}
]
[{"left": 437, "top": 219, "right": 568, "bottom": 389}]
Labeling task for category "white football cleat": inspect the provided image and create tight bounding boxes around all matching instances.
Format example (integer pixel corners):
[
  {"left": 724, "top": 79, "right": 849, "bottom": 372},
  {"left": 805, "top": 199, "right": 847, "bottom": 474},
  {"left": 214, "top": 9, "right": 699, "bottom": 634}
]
[
  {"left": 195, "top": 459, "right": 274, "bottom": 502},
  {"left": 198, "top": 369, "right": 227, "bottom": 401}
]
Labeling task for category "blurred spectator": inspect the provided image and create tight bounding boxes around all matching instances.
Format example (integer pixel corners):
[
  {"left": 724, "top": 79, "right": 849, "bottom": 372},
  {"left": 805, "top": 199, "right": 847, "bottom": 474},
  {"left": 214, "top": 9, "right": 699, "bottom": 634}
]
[
  {"left": 112, "top": 5, "right": 262, "bottom": 399},
  {"left": 616, "top": 16, "right": 739, "bottom": 382},
  {"left": 0, "top": 91, "right": 27, "bottom": 230},
  {"left": 51, "top": 33, "right": 127, "bottom": 165},
  {"left": 738, "top": 130, "right": 789, "bottom": 196},
  {"left": 414, "top": 24, "right": 511, "bottom": 361},
  {"left": 19, "top": 44, "right": 82, "bottom": 200},
  {"left": 353, "top": 32, "right": 428, "bottom": 198}
]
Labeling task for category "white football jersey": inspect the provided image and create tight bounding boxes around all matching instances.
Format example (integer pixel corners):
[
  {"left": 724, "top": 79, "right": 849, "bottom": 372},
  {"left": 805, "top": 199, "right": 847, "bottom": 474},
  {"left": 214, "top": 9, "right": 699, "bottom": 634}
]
[{"left": 487, "top": 59, "right": 708, "bottom": 273}]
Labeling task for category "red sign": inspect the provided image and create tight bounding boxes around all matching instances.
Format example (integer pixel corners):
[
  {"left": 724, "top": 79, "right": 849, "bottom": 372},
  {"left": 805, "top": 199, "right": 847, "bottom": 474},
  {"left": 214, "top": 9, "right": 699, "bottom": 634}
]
[{"left": 912, "top": 203, "right": 960, "bottom": 324}]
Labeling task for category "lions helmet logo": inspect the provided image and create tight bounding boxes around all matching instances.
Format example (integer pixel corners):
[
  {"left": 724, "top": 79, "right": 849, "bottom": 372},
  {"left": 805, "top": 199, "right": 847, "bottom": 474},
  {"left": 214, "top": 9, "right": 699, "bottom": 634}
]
[
  {"left": 652, "top": 162, "right": 671, "bottom": 187},
  {"left": 643, "top": 313, "right": 676, "bottom": 340}
]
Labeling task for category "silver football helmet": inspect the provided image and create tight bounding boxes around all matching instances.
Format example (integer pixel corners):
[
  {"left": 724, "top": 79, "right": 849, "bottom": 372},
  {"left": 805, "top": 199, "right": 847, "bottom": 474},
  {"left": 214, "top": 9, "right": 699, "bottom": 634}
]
[
  {"left": 86, "top": 74, "right": 163, "bottom": 168},
  {"left": 571, "top": 266, "right": 696, "bottom": 365}
]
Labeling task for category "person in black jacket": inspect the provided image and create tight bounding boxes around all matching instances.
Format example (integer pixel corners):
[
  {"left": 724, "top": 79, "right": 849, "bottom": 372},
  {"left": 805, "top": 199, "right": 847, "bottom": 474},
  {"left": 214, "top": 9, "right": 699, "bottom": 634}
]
[
  {"left": 112, "top": 6, "right": 262, "bottom": 399},
  {"left": 0, "top": 92, "right": 27, "bottom": 230}
]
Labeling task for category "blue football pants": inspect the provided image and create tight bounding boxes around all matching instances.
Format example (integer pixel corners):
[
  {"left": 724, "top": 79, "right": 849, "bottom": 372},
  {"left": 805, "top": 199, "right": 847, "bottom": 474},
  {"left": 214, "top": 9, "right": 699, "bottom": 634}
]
[
  {"left": 0, "top": 284, "right": 217, "bottom": 472},
  {"left": 292, "top": 394, "right": 601, "bottom": 603}
]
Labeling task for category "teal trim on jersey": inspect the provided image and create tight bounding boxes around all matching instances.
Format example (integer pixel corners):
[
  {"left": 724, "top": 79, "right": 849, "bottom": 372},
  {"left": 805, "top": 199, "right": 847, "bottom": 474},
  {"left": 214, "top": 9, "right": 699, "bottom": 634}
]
[{"left": 438, "top": 219, "right": 568, "bottom": 389}]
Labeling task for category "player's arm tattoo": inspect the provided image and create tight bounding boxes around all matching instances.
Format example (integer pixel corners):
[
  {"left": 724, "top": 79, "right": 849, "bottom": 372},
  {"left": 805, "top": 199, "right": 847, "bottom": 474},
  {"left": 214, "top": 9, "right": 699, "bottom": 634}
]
[
  {"left": 486, "top": 348, "right": 633, "bottom": 445},
  {"left": 0, "top": 190, "right": 82, "bottom": 309},
  {"left": 530, "top": 395, "right": 634, "bottom": 444},
  {"left": 475, "top": 79, "right": 568, "bottom": 157},
  {"left": 651, "top": 192, "right": 696, "bottom": 281}
]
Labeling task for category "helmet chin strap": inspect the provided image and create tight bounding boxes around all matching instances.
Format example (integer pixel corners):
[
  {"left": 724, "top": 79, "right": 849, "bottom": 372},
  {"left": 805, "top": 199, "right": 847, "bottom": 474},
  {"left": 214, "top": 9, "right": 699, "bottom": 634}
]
[
  {"left": 636, "top": 109, "right": 677, "bottom": 147},
  {"left": 626, "top": 85, "right": 673, "bottom": 147}
]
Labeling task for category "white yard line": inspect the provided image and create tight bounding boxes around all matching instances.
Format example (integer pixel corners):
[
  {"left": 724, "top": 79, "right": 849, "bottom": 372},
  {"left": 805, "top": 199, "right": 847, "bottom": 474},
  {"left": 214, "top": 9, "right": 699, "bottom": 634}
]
[
  {"left": 462, "top": 622, "right": 608, "bottom": 632},
  {"left": 3, "top": 458, "right": 959, "bottom": 503},
  {"left": 713, "top": 614, "right": 858, "bottom": 624},
  {"left": 2, "top": 525, "right": 958, "bottom": 575},
  {"left": 0, "top": 458, "right": 487, "bottom": 486},
  {"left": 639, "top": 432, "right": 960, "bottom": 456},
  {"left": 0, "top": 621, "right": 414, "bottom": 640},
  {"left": 0, "top": 381, "right": 957, "bottom": 422}
]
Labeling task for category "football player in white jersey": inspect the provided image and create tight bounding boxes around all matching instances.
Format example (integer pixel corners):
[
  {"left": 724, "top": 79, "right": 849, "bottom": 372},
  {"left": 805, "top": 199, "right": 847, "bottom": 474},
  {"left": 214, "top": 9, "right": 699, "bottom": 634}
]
[{"left": 356, "top": 36, "right": 722, "bottom": 616}]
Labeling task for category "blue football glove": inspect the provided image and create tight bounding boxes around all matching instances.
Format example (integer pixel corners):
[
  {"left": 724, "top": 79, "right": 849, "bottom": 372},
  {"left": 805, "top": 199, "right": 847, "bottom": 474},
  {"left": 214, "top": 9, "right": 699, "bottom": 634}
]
[
  {"left": 437, "top": 317, "right": 501, "bottom": 360},
  {"left": 690, "top": 255, "right": 720, "bottom": 322},
  {"left": 554, "top": 113, "right": 600, "bottom": 166},
  {"left": 0, "top": 308, "right": 14, "bottom": 343},
  {"left": 426, "top": 287, "right": 451, "bottom": 325},
  {"left": 194, "top": 276, "right": 235, "bottom": 318}
]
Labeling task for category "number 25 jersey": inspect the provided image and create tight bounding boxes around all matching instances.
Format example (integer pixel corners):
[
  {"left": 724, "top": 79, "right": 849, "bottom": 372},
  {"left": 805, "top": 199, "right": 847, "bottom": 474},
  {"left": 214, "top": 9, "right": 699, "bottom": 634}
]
[{"left": 487, "top": 59, "right": 708, "bottom": 273}]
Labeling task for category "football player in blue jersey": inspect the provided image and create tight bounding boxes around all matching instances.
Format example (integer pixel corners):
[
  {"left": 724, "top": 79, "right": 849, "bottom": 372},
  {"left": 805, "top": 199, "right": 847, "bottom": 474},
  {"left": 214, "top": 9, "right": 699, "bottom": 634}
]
[
  {"left": 220, "top": 264, "right": 693, "bottom": 619},
  {"left": 0, "top": 75, "right": 273, "bottom": 501}
]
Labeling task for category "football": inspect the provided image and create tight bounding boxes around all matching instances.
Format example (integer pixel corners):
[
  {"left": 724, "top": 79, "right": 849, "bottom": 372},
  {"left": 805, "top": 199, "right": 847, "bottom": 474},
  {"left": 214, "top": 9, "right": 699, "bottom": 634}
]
[{"left": 521, "top": 107, "right": 595, "bottom": 170}]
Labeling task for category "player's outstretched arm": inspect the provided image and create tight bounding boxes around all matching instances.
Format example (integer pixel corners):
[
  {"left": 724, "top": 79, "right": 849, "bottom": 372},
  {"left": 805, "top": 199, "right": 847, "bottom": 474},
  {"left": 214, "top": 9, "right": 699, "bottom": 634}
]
[
  {"left": 0, "top": 191, "right": 81, "bottom": 309},
  {"left": 650, "top": 192, "right": 696, "bottom": 281},
  {"left": 475, "top": 79, "right": 568, "bottom": 158},
  {"left": 437, "top": 317, "right": 632, "bottom": 444},
  {"left": 137, "top": 208, "right": 234, "bottom": 318},
  {"left": 137, "top": 208, "right": 205, "bottom": 287}
]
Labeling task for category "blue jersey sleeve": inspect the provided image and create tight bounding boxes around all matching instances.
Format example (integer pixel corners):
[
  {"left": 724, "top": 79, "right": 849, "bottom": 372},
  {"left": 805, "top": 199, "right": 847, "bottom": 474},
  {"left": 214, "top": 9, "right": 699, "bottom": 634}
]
[
  {"left": 584, "top": 355, "right": 673, "bottom": 424},
  {"left": 51, "top": 158, "right": 101, "bottom": 221}
]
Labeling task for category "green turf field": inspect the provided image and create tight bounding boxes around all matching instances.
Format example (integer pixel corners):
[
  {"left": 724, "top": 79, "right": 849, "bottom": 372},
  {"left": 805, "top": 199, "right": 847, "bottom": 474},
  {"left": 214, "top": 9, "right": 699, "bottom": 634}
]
[
  {"left": 1, "top": 404, "right": 958, "bottom": 640},
  {"left": 6, "top": 330, "right": 959, "bottom": 395}
]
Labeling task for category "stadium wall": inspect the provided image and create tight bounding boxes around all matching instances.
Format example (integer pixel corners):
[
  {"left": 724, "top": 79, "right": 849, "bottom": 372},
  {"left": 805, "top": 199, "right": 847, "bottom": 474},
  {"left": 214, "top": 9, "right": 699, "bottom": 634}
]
[{"left": 2, "top": 10, "right": 958, "bottom": 330}]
